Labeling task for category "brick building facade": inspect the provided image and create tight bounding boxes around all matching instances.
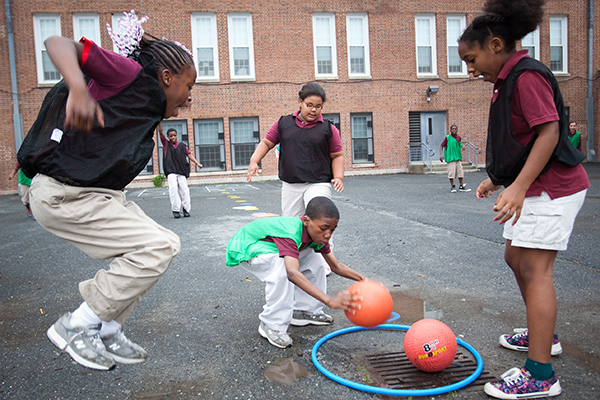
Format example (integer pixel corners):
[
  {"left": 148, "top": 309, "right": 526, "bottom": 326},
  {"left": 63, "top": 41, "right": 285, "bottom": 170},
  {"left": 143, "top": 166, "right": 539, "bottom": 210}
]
[{"left": 1, "top": 0, "right": 598, "bottom": 193}]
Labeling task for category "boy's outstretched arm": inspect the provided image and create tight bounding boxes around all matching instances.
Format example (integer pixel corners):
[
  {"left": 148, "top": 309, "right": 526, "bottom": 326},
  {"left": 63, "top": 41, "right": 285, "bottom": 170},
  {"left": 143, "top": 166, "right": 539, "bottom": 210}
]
[
  {"left": 284, "top": 256, "right": 361, "bottom": 312},
  {"left": 44, "top": 36, "right": 104, "bottom": 131},
  {"left": 187, "top": 152, "right": 203, "bottom": 169}
]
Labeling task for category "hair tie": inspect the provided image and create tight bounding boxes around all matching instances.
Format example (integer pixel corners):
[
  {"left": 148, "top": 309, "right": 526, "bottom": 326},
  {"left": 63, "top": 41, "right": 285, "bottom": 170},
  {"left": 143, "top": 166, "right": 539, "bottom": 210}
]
[
  {"left": 106, "top": 10, "right": 149, "bottom": 57},
  {"left": 162, "top": 37, "right": 194, "bottom": 57}
]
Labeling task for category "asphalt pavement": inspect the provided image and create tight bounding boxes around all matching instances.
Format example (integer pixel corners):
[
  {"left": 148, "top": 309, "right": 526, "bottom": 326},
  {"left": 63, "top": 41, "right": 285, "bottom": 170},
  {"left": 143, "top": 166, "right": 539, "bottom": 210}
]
[{"left": 1, "top": 164, "right": 599, "bottom": 399}]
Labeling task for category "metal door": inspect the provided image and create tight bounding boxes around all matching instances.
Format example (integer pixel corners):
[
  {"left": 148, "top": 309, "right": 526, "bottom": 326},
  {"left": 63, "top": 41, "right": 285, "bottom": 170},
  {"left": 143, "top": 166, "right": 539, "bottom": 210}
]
[{"left": 420, "top": 112, "right": 447, "bottom": 159}]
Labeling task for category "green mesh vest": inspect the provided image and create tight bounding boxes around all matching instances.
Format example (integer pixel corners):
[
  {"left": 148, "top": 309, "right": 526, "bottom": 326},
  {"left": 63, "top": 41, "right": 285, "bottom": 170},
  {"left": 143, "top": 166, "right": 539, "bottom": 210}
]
[
  {"left": 444, "top": 135, "right": 463, "bottom": 163},
  {"left": 226, "top": 217, "right": 324, "bottom": 267}
]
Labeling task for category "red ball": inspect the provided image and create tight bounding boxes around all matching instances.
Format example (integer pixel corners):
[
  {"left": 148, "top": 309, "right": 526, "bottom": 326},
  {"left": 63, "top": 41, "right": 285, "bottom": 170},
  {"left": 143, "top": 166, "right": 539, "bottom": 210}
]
[
  {"left": 404, "top": 319, "right": 457, "bottom": 372},
  {"left": 344, "top": 281, "right": 393, "bottom": 328}
]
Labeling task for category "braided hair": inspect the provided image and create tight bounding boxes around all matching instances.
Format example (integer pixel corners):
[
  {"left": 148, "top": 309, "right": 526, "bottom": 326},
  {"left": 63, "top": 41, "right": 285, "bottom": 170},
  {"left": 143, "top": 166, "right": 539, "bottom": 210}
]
[
  {"left": 135, "top": 34, "right": 194, "bottom": 75},
  {"left": 459, "top": 0, "right": 545, "bottom": 52}
]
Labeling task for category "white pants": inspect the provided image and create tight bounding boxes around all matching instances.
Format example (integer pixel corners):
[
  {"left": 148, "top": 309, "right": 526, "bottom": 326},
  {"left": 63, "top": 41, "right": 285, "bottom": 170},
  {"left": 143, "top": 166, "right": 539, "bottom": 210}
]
[
  {"left": 167, "top": 173, "right": 190, "bottom": 213},
  {"left": 239, "top": 249, "right": 327, "bottom": 332},
  {"left": 281, "top": 182, "right": 332, "bottom": 217}
]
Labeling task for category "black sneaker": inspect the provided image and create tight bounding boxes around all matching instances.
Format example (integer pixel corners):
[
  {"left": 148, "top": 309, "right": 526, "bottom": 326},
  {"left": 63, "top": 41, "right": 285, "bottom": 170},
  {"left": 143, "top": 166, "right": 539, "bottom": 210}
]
[
  {"left": 459, "top": 185, "right": 471, "bottom": 192},
  {"left": 450, "top": 185, "right": 457, "bottom": 193},
  {"left": 173, "top": 211, "right": 181, "bottom": 218},
  {"left": 290, "top": 310, "right": 334, "bottom": 326},
  {"left": 182, "top": 209, "right": 190, "bottom": 217}
]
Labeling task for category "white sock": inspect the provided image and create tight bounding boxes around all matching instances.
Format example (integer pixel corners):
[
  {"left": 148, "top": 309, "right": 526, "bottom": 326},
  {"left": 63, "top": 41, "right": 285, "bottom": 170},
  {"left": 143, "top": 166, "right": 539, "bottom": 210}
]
[
  {"left": 99, "top": 320, "right": 122, "bottom": 338},
  {"left": 69, "top": 301, "right": 102, "bottom": 328}
]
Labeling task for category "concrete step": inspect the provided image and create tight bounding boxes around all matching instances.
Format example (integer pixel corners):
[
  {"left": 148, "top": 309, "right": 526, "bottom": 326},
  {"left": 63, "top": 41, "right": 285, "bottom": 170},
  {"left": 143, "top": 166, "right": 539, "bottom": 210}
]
[{"left": 408, "top": 161, "right": 481, "bottom": 175}]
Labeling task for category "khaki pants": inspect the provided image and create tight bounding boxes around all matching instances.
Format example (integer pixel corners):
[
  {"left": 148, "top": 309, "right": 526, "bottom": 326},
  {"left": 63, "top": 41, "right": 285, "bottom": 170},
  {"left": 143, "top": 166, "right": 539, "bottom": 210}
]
[{"left": 30, "top": 175, "right": 180, "bottom": 324}]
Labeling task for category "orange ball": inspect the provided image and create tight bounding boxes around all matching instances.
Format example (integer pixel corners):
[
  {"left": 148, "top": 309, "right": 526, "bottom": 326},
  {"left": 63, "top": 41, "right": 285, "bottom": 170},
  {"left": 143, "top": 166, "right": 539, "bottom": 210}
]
[
  {"left": 404, "top": 319, "right": 457, "bottom": 372},
  {"left": 344, "top": 280, "right": 393, "bottom": 328}
]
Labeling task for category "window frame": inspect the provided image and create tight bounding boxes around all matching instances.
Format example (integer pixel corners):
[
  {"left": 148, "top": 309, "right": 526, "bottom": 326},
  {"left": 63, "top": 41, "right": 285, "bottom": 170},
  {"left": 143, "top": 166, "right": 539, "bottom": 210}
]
[
  {"left": 194, "top": 118, "right": 226, "bottom": 171},
  {"left": 446, "top": 14, "right": 467, "bottom": 76},
  {"left": 227, "top": 13, "right": 256, "bottom": 81},
  {"left": 350, "top": 113, "right": 374, "bottom": 164},
  {"left": 521, "top": 26, "right": 540, "bottom": 60},
  {"left": 415, "top": 14, "right": 437, "bottom": 77},
  {"left": 346, "top": 13, "right": 371, "bottom": 79},
  {"left": 191, "top": 12, "right": 220, "bottom": 83},
  {"left": 312, "top": 13, "right": 338, "bottom": 80},
  {"left": 33, "top": 14, "right": 62, "bottom": 85},
  {"left": 73, "top": 13, "right": 101, "bottom": 45},
  {"left": 229, "top": 117, "right": 260, "bottom": 170},
  {"left": 549, "top": 16, "right": 568, "bottom": 74}
]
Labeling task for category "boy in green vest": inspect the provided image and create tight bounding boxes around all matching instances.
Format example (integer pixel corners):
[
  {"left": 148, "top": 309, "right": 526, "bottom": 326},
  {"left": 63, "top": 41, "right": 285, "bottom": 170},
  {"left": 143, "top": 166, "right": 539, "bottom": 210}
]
[
  {"left": 440, "top": 124, "right": 471, "bottom": 192},
  {"left": 226, "top": 196, "right": 366, "bottom": 348},
  {"left": 568, "top": 121, "right": 582, "bottom": 152},
  {"left": 8, "top": 163, "right": 34, "bottom": 218}
]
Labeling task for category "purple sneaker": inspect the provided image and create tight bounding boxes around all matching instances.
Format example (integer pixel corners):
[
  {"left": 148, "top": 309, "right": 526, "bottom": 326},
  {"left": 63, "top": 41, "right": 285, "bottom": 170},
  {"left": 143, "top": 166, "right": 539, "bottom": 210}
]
[
  {"left": 500, "top": 328, "right": 562, "bottom": 356},
  {"left": 484, "top": 367, "right": 561, "bottom": 399}
]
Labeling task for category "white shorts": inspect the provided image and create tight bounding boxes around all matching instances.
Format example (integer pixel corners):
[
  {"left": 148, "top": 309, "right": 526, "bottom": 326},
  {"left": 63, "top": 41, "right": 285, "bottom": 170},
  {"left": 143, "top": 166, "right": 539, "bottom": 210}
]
[{"left": 503, "top": 189, "right": 587, "bottom": 251}]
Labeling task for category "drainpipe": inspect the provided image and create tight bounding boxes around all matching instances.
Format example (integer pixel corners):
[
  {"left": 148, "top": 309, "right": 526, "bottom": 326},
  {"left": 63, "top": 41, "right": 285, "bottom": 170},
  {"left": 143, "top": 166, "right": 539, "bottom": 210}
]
[
  {"left": 5, "top": 0, "right": 24, "bottom": 152},
  {"left": 587, "top": 0, "right": 596, "bottom": 162}
]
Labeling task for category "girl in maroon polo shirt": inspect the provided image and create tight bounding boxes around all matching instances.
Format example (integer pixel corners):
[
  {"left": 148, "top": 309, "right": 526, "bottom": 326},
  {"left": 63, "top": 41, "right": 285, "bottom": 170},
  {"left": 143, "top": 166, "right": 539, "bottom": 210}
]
[{"left": 458, "top": 0, "right": 589, "bottom": 398}]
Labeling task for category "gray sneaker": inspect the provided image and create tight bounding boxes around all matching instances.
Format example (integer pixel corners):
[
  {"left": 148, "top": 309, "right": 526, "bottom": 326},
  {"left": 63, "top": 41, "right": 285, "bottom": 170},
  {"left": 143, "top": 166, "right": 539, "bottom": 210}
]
[
  {"left": 47, "top": 313, "right": 116, "bottom": 370},
  {"left": 101, "top": 328, "right": 147, "bottom": 364},
  {"left": 290, "top": 310, "right": 334, "bottom": 326},
  {"left": 258, "top": 321, "right": 292, "bottom": 348}
]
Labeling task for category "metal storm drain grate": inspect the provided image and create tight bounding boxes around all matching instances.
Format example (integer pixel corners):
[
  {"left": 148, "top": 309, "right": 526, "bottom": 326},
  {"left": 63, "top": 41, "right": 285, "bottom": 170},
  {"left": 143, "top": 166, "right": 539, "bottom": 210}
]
[{"left": 363, "top": 349, "right": 497, "bottom": 392}]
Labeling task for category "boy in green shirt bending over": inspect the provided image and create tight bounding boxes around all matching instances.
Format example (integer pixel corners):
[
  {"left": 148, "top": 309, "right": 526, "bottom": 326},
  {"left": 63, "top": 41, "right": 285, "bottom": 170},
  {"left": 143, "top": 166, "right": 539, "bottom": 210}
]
[{"left": 226, "top": 197, "right": 366, "bottom": 348}]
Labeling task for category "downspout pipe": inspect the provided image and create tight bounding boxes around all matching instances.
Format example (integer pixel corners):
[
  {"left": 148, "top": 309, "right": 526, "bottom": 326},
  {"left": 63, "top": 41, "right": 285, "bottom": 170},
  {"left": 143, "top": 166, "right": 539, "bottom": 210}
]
[
  {"left": 587, "top": 0, "right": 596, "bottom": 161},
  {"left": 5, "top": 0, "right": 24, "bottom": 152}
]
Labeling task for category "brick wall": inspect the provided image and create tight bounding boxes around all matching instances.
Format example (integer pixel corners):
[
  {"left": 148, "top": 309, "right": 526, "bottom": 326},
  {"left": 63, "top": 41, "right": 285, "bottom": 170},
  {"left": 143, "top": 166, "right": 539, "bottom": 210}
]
[{"left": 0, "top": 0, "right": 597, "bottom": 193}]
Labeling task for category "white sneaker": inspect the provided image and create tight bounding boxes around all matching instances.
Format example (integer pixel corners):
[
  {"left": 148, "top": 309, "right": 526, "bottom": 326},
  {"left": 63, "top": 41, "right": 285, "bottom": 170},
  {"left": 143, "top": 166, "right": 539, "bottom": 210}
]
[
  {"left": 47, "top": 313, "right": 115, "bottom": 370},
  {"left": 101, "top": 328, "right": 147, "bottom": 364},
  {"left": 258, "top": 321, "right": 292, "bottom": 348}
]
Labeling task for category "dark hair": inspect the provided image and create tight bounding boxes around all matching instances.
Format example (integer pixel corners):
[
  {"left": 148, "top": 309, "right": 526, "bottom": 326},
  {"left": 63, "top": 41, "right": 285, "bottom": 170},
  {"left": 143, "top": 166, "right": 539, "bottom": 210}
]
[
  {"left": 306, "top": 197, "right": 339, "bottom": 220},
  {"left": 299, "top": 82, "right": 327, "bottom": 102},
  {"left": 450, "top": 124, "right": 458, "bottom": 129},
  {"left": 459, "top": 0, "right": 545, "bottom": 52},
  {"left": 166, "top": 128, "right": 177, "bottom": 135},
  {"left": 132, "top": 34, "right": 194, "bottom": 75}
]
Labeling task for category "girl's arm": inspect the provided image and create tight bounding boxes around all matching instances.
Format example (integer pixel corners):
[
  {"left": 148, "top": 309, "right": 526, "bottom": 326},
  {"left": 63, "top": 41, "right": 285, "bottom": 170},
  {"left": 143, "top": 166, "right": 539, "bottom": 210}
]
[
  {"left": 247, "top": 139, "right": 275, "bottom": 182},
  {"left": 330, "top": 152, "right": 344, "bottom": 192},
  {"left": 493, "top": 121, "right": 559, "bottom": 224},
  {"left": 44, "top": 36, "right": 104, "bottom": 131}
]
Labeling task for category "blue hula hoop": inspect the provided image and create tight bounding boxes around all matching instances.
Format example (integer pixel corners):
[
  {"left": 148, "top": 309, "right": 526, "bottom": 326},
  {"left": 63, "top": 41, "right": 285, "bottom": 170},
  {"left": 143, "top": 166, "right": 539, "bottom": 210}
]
[{"left": 311, "top": 324, "right": 483, "bottom": 397}]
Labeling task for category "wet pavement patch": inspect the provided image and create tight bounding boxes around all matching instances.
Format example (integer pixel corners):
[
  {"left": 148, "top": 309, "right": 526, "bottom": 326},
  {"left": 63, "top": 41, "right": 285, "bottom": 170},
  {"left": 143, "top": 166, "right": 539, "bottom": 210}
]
[{"left": 263, "top": 357, "right": 310, "bottom": 385}]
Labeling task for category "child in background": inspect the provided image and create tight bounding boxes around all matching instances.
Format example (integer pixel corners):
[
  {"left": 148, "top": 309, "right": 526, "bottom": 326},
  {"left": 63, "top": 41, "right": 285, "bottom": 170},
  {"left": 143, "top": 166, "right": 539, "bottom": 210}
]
[
  {"left": 568, "top": 121, "right": 582, "bottom": 152},
  {"left": 17, "top": 12, "right": 195, "bottom": 370},
  {"left": 226, "top": 197, "right": 365, "bottom": 348},
  {"left": 158, "top": 123, "right": 203, "bottom": 218},
  {"left": 8, "top": 163, "right": 34, "bottom": 218},
  {"left": 458, "top": 0, "right": 589, "bottom": 398},
  {"left": 439, "top": 124, "right": 471, "bottom": 192}
]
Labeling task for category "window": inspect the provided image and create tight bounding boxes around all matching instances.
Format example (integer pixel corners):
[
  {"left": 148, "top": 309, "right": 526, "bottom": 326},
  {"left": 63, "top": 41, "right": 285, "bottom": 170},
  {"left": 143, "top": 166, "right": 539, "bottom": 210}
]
[
  {"left": 228, "top": 13, "right": 255, "bottom": 80},
  {"left": 446, "top": 15, "right": 466, "bottom": 75},
  {"left": 346, "top": 13, "right": 370, "bottom": 78},
  {"left": 157, "top": 121, "right": 189, "bottom": 174},
  {"left": 415, "top": 15, "right": 437, "bottom": 76},
  {"left": 521, "top": 27, "right": 540, "bottom": 60},
  {"left": 191, "top": 13, "right": 219, "bottom": 82},
  {"left": 73, "top": 13, "right": 100, "bottom": 45},
  {"left": 549, "top": 16, "right": 568, "bottom": 73},
  {"left": 194, "top": 119, "right": 225, "bottom": 171},
  {"left": 33, "top": 14, "right": 61, "bottom": 85},
  {"left": 351, "top": 113, "right": 373, "bottom": 163},
  {"left": 322, "top": 113, "right": 341, "bottom": 134},
  {"left": 313, "top": 13, "right": 338, "bottom": 79},
  {"left": 230, "top": 117, "right": 259, "bottom": 169}
]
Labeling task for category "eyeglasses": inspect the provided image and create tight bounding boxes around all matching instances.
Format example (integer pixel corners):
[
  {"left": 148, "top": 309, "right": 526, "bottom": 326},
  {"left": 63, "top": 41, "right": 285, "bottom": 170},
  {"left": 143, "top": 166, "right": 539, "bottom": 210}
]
[{"left": 303, "top": 101, "right": 323, "bottom": 110}]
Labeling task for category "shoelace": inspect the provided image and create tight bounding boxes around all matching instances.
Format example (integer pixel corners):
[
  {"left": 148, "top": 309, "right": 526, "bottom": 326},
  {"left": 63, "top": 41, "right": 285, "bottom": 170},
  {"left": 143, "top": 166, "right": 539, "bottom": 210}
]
[
  {"left": 501, "top": 368, "right": 526, "bottom": 385},
  {"left": 60, "top": 328, "right": 106, "bottom": 355}
]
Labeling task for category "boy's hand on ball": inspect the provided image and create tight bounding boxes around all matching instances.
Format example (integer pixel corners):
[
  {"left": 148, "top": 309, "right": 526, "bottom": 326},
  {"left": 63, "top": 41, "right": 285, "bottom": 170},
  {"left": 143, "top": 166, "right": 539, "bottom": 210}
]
[{"left": 329, "top": 290, "right": 362, "bottom": 312}]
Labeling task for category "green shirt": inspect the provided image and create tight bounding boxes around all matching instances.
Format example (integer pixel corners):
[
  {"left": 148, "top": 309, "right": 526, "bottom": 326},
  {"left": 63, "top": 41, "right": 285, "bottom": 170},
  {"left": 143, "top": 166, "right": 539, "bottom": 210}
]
[
  {"left": 444, "top": 134, "right": 463, "bottom": 163},
  {"left": 226, "top": 217, "right": 324, "bottom": 267},
  {"left": 18, "top": 169, "right": 32, "bottom": 186},
  {"left": 568, "top": 131, "right": 581, "bottom": 149}
]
